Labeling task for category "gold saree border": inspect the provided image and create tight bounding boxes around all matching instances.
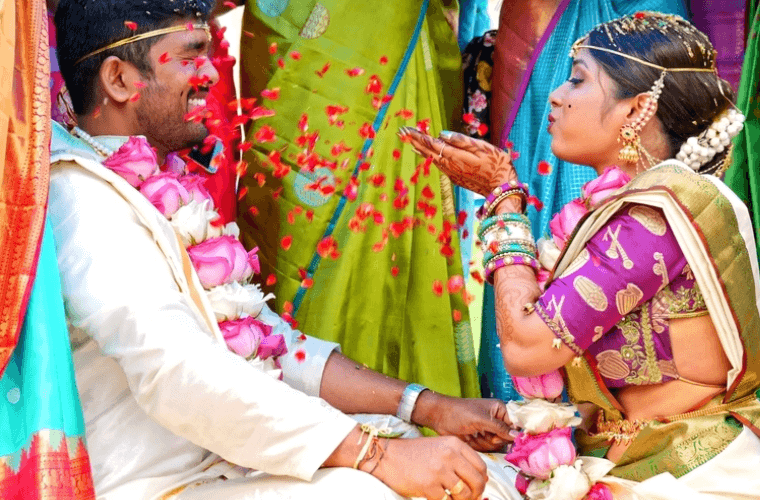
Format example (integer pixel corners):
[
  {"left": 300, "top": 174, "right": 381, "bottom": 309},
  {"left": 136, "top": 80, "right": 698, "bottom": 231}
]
[
  {"left": 0, "top": 0, "right": 51, "bottom": 376},
  {"left": 554, "top": 163, "right": 760, "bottom": 480}
]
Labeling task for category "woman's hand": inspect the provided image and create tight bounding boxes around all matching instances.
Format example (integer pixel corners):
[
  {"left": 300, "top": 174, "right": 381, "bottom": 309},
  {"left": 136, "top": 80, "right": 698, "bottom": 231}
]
[
  {"left": 413, "top": 391, "right": 513, "bottom": 452},
  {"left": 401, "top": 127, "right": 518, "bottom": 196},
  {"left": 371, "top": 436, "right": 489, "bottom": 500}
]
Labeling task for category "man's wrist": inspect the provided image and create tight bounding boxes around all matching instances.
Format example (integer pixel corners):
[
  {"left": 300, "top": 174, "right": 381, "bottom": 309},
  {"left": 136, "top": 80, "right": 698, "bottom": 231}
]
[
  {"left": 396, "top": 383, "right": 428, "bottom": 423},
  {"left": 410, "top": 388, "right": 439, "bottom": 428}
]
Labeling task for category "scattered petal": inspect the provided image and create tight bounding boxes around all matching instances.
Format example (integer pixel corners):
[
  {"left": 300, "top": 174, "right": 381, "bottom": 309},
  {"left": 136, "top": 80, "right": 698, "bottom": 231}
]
[
  {"left": 345, "top": 67, "right": 365, "bottom": 77},
  {"left": 124, "top": 20, "right": 137, "bottom": 30},
  {"left": 261, "top": 87, "right": 280, "bottom": 100},
  {"left": 315, "top": 61, "right": 331, "bottom": 77},
  {"left": 281, "top": 235, "right": 293, "bottom": 250},
  {"left": 379, "top": 55, "right": 388, "bottom": 65},
  {"left": 391, "top": 266, "right": 399, "bottom": 277},
  {"left": 477, "top": 123, "right": 489, "bottom": 136},
  {"left": 268, "top": 42, "right": 278, "bottom": 55},
  {"left": 266, "top": 273, "right": 277, "bottom": 286},
  {"left": 453, "top": 310, "right": 462, "bottom": 321},
  {"left": 447, "top": 275, "right": 465, "bottom": 294},
  {"left": 289, "top": 51, "right": 302, "bottom": 60},
  {"left": 294, "top": 349, "right": 306, "bottom": 362},
  {"left": 538, "top": 160, "right": 552, "bottom": 175},
  {"left": 432, "top": 280, "right": 443, "bottom": 296},
  {"left": 463, "top": 113, "right": 476, "bottom": 124}
]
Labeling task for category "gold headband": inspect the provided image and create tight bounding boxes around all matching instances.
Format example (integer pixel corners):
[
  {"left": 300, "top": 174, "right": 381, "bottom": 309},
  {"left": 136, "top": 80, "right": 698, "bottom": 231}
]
[
  {"left": 571, "top": 44, "right": 716, "bottom": 73},
  {"left": 75, "top": 23, "right": 211, "bottom": 65}
]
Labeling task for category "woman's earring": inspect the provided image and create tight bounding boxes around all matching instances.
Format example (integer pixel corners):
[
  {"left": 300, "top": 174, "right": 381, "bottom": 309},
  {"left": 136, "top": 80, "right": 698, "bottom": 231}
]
[{"left": 618, "top": 124, "right": 640, "bottom": 164}]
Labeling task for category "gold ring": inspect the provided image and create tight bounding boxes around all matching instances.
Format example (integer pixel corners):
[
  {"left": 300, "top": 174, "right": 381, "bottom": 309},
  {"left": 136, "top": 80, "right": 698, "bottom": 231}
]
[
  {"left": 438, "top": 143, "right": 446, "bottom": 157},
  {"left": 450, "top": 479, "right": 466, "bottom": 495},
  {"left": 440, "top": 493, "right": 450, "bottom": 500}
]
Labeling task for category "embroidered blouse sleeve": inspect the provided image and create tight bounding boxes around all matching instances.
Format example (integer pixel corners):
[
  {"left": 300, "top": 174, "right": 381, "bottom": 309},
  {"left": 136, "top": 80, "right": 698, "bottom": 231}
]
[{"left": 535, "top": 204, "right": 689, "bottom": 355}]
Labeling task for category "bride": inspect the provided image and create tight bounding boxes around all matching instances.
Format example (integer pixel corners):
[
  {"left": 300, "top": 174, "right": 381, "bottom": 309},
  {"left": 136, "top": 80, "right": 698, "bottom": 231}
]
[{"left": 408, "top": 11, "right": 760, "bottom": 499}]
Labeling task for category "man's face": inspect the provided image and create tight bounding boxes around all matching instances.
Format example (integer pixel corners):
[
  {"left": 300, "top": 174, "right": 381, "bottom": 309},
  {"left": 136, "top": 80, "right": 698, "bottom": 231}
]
[{"left": 134, "top": 22, "right": 218, "bottom": 156}]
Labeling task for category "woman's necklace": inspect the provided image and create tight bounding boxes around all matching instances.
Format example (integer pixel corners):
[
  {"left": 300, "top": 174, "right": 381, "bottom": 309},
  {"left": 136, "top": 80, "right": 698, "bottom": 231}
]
[{"left": 71, "top": 126, "right": 115, "bottom": 158}]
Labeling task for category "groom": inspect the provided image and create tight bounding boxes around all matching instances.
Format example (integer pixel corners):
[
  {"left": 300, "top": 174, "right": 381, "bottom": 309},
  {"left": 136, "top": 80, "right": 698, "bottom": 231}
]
[{"left": 49, "top": 1, "right": 518, "bottom": 499}]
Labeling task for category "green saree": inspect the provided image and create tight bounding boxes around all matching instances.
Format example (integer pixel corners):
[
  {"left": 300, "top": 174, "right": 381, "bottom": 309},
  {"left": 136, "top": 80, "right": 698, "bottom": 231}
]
[
  {"left": 553, "top": 161, "right": 760, "bottom": 481},
  {"left": 236, "top": 0, "right": 480, "bottom": 398}
]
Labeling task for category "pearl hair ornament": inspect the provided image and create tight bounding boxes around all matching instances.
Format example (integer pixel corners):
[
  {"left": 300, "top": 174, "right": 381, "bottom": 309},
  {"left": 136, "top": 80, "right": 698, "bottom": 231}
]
[{"left": 675, "top": 107, "right": 745, "bottom": 171}]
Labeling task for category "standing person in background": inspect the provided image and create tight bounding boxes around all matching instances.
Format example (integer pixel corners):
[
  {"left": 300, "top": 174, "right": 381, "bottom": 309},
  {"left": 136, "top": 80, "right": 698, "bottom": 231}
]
[
  {"left": 476, "top": 0, "right": 687, "bottom": 402},
  {"left": 0, "top": 0, "right": 95, "bottom": 497},
  {"left": 233, "top": 0, "right": 481, "bottom": 400},
  {"left": 722, "top": 1, "right": 760, "bottom": 257}
]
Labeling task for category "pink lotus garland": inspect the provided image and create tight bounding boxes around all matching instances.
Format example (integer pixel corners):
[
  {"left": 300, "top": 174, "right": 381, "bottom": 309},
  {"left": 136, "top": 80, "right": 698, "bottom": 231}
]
[
  {"left": 507, "top": 165, "right": 631, "bottom": 499},
  {"left": 102, "top": 136, "right": 286, "bottom": 369}
]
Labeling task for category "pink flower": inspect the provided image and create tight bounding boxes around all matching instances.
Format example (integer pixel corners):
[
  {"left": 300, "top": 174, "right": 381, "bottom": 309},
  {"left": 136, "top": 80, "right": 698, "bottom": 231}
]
[
  {"left": 585, "top": 483, "right": 614, "bottom": 500},
  {"left": 515, "top": 473, "right": 530, "bottom": 495},
  {"left": 512, "top": 370, "right": 565, "bottom": 400},
  {"left": 163, "top": 152, "right": 187, "bottom": 175},
  {"left": 505, "top": 427, "right": 576, "bottom": 479},
  {"left": 248, "top": 246, "right": 261, "bottom": 275},
  {"left": 179, "top": 174, "right": 214, "bottom": 205},
  {"left": 581, "top": 166, "right": 630, "bottom": 208},
  {"left": 103, "top": 136, "right": 159, "bottom": 187},
  {"left": 139, "top": 172, "right": 191, "bottom": 217},
  {"left": 187, "top": 235, "right": 258, "bottom": 288},
  {"left": 549, "top": 199, "right": 587, "bottom": 250},
  {"left": 219, "top": 316, "right": 286, "bottom": 361}
]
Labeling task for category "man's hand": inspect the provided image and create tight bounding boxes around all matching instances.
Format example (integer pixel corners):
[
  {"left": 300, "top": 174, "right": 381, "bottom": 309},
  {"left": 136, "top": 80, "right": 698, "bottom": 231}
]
[
  {"left": 413, "top": 392, "right": 513, "bottom": 452},
  {"left": 371, "top": 436, "right": 489, "bottom": 500}
]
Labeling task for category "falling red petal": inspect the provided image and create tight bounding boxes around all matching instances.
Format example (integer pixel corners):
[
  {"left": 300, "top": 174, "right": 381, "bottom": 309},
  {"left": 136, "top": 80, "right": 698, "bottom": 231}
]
[
  {"left": 511, "top": 150, "right": 521, "bottom": 160},
  {"left": 281, "top": 235, "right": 293, "bottom": 250},
  {"left": 470, "top": 270, "right": 484, "bottom": 285},
  {"left": 463, "top": 113, "right": 476, "bottom": 124},
  {"left": 526, "top": 195, "right": 544, "bottom": 211},
  {"left": 477, "top": 123, "right": 489, "bottom": 136},
  {"left": 268, "top": 42, "right": 278, "bottom": 55},
  {"left": 453, "top": 310, "right": 462, "bottom": 322},
  {"left": 315, "top": 61, "right": 331, "bottom": 77},
  {"left": 537, "top": 160, "right": 552, "bottom": 175},
  {"left": 379, "top": 55, "right": 389, "bottom": 65},
  {"left": 395, "top": 109, "right": 413, "bottom": 120},
  {"left": 392, "top": 149, "right": 401, "bottom": 160},
  {"left": 421, "top": 185, "right": 435, "bottom": 200},
  {"left": 301, "top": 278, "right": 314, "bottom": 289},
  {"left": 237, "top": 187, "right": 248, "bottom": 201},
  {"left": 254, "top": 125, "right": 277, "bottom": 143},
  {"left": 294, "top": 349, "right": 306, "bottom": 362},
  {"left": 447, "top": 275, "right": 465, "bottom": 294},
  {"left": 298, "top": 113, "right": 309, "bottom": 132},
  {"left": 345, "top": 67, "right": 365, "bottom": 77},
  {"left": 391, "top": 266, "right": 399, "bottom": 277},
  {"left": 261, "top": 88, "right": 281, "bottom": 100},
  {"left": 129, "top": 93, "right": 140, "bottom": 102},
  {"left": 124, "top": 21, "right": 137, "bottom": 30},
  {"left": 248, "top": 206, "right": 259, "bottom": 216},
  {"left": 277, "top": 58, "right": 285, "bottom": 69},
  {"left": 416, "top": 119, "right": 430, "bottom": 135},
  {"left": 432, "top": 280, "right": 443, "bottom": 296},
  {"left": 266, "top": 274, "right": 277, "bottom": 286}
]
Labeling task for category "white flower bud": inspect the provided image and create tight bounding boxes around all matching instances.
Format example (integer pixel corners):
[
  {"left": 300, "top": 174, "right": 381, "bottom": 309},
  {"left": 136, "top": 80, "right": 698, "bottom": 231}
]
[{"left": 206, "top": 282, "right": 274, "bottom": 322}]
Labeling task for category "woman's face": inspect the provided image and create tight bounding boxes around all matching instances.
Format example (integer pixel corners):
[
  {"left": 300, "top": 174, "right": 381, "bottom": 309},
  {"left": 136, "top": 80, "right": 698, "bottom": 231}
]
[{"left": 547, "top": 50, "right": 632, "bottom": 172}]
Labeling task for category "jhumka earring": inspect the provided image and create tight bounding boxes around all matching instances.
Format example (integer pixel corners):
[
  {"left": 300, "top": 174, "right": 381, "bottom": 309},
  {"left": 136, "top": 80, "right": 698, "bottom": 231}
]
[
  {"left": 618, "top": 125, "right": 641, "bottom": 164},
  {"left": 617, "top": 71, "right": 666, "bottom": 166}
]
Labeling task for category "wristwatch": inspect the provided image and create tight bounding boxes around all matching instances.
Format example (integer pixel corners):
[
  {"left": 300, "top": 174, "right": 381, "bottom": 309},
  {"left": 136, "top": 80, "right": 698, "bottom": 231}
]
[{"left": 396, "top": 383, "right": 429, "bottom": 424}]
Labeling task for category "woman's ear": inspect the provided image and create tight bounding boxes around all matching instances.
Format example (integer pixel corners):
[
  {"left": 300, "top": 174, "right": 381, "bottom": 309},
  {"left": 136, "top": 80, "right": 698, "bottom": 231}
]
[
  {"left": 98, "top": 56, "right": 138, "bottom": 105},
  {"left": 625, "top": 92, "right": 658, "bottom": 124}
]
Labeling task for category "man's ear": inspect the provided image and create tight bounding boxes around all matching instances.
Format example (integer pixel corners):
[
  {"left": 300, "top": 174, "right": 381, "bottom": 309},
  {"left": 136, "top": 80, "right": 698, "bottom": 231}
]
[{"left": 98, "top": 56, "right": 140, "bottom": 105}]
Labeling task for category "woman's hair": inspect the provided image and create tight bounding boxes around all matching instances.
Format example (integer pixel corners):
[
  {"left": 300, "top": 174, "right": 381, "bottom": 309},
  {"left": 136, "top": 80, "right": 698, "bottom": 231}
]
[{"left": 582, "top": 12, "right": 735, "bottom": 174}]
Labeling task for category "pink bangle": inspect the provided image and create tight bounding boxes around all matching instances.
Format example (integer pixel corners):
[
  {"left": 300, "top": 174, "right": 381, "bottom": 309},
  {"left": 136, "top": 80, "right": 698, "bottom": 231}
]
[
  {"left": 484, "top": 254, "right": 540, "bottom": 284},
  {"left": 477, "top": 180, "right": 529, "bottom": 220}
]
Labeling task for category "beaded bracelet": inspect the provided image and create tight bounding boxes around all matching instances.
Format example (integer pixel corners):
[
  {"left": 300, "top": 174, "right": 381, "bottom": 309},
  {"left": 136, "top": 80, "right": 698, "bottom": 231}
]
[
  {"left": 483, "top": 240, "right": 537, "bottom": 262},
  {"left": 484, "top": 254, "right": 541, "bottom": 284},
  {"left": 479, "top": 222, "right": 533, "bottom": 249},
  {"left": 477, "top": 180, "right": 530, "bottom": 220},
  {"left": 478, "top": 212, "right": 531, "bottom": 239}
]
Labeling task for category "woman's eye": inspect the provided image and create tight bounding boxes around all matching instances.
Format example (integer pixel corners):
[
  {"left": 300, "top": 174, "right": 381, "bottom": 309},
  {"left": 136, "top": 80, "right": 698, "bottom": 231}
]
[{"left": 567, "top": 77, "right": 584, "bottom": 86}]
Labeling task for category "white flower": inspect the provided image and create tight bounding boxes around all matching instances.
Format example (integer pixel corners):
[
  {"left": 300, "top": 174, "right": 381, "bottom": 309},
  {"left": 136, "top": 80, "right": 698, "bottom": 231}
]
[
  {"left": 507, "top": 399, "right": 582, "bottom": 434},
  {"left": 206, "top": 281, "right": 274, "bottom": 322},
  {"left": 537, "top": 237, "right": 561, "bottom": 271},
  {"left": 170, "top": 199, "right": 221, "bottom": 247},
  {"left": 222, "top": 221, "right": 240, "bottom": 239},
  {"left": 247, "top": 355, "right": 281, "bottom": 380},
  {"left": 527, "top": 461, "right": 590, "bottom": 500},
  {"left": 526, "top": 457, "right": 617, "bottom": 500}
]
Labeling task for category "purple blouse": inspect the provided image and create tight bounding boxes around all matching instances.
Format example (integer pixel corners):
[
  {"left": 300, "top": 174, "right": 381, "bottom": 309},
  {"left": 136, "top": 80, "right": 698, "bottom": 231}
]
[{"left": 535, "top": 204, "right": 708, "bottom": 388}]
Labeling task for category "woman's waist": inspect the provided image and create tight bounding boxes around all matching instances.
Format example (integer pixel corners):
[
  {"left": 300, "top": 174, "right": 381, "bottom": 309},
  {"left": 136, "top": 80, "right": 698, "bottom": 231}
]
[{"left": 615, "top": 379, "right": 726, "bottom": 421}]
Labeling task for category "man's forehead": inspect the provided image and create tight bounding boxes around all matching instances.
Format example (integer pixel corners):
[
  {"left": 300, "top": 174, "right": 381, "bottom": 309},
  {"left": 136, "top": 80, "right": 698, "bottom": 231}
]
[{"left": 151, "top": 23, "right": 211, "bottom": 54}]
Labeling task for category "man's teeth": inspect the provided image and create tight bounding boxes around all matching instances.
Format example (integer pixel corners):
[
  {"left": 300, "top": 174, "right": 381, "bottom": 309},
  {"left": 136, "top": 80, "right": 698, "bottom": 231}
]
[{"left": 189, "top": 98, "right": 206, "bottom": 107}]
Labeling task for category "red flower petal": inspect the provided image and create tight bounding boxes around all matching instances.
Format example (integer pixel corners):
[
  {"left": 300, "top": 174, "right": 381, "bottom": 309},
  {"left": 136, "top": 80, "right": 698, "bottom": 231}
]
[
  {"left": 266, "top": 274, "right": 277, "bottom": 286},
  {"left": 392, "top": 149, "right": 401, "bottom": 160},
  {"left": 345, "top": 67, "right": 365, "bottom": 77},
  {"left": 453, "top": 310, "right": 462, "bottom": 321},
  {"left": 477, "top": 123, "right": 489, "bottom": 136},
  {"left": 281, "top": 235, "right": 293, "bottom": 250},
  {"left": 379, "top": 55, "right": 388, "bottom": 65},
  {"left": 124, "top": 21, "right": 137, "bottom": 30},
  {"left": 277, "top": 58, "right": 285, "bottom": 69},
  {"left": 432, "top": 280, "right": 443, "bottom": 296},
  {"left": 237, "top": 187, "right": 248, "bottom": 201},
  {"left": 268, "top": 42, "right": 278, "bottom": 55},
  {"left": 447, "top": 275, "right": 465, "bottom": 294},
  {"left": 289, "top": 51, "right": 302, "bottom": 60},
  {"left": 261, "top": 88, "right": 280, "bottom": 100},
  {"left": 391, "top": 266, "right": 399, "bottom": 277},
  {"left": 538, "top": 160, "right": 552, "bottom": 175},
  {"left": 421, "top": 185, "right": 435, "bottom": 200},
  {"left": 463, "top": 113, "right": 476, "bottom": 124},
  {"left": 294, "top": 349, "right": 306, "bottom": 362}
]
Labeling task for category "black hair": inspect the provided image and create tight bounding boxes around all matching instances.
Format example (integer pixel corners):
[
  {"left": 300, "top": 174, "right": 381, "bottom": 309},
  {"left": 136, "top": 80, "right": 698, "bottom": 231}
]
[
  {"left": 584, "top": 12, "right": 735, "bottom": 174},
  {"left": 54, "top": 0, "right": 213, "bottom": 115}
]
